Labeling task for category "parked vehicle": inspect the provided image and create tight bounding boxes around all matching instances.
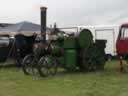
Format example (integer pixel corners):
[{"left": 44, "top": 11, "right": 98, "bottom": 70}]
[
  {"left": 22, "top": 7, "right": 107, "bottom": 77},
  {"left": 14, "top": 34, "right": 36, "bottom": 66},
  {"left": 116, "top": 23, "right": 128, "bottom": 71},
  {"left": 0, "top": 35, "right": 12, "bottom": 62},
  {"left": 0, "top": 33, "right": 36, "bottom": 66}
]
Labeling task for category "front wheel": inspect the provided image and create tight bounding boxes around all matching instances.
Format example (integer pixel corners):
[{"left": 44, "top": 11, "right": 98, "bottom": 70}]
[
  {"left": 38, "top": 55, "right": 58, "bottom": 77},
  {"left": 22, "top": 54, "right": 34, "bottom": 75}
]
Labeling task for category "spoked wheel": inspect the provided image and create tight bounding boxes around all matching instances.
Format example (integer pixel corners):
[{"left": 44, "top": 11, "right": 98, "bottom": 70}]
[
  {"left": 38, "top": 55, "right": 58, "bottom": 77},
  {"left": 80, "top": 46, "right": 97, "bottom": 72},
  {"left": 22, "top": 54, "right": 34, "bottom": 75},
  {"left": 31, "top": 59, "right": 40, "bottom": 76},
  {"left": 49, "top": 57, "right": 58, "bottom": 76},
  {"left": 84, "top": 57, "right": 97, "bottom": 71},
  {"left": 83, "top": 45, "right": 106, "bottom": 71}
]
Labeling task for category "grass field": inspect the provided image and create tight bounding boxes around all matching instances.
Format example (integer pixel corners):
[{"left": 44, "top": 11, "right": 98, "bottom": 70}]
[{"left": 0, "top": 60, "right": 128, "bottom": 96}]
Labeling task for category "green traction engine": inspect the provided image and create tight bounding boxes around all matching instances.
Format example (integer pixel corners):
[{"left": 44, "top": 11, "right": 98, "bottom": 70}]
[
  {"left": 39, "top": 29, "right": 107, "bottom": 76},
  {"left": 22, "top": 6, "right": 107, "bottom": 77}
]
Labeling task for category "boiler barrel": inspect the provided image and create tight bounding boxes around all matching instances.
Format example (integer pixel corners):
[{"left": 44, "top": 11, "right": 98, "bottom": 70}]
[{"left": 64, "top": 49, "right": 77, "bottom": 71}]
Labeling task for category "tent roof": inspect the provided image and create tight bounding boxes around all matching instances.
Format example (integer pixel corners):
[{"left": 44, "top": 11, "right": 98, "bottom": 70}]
[
  {"left": 0, "top": 21, "right": 41, "bottom": 32},
  {"left": 0, "top": 21, "right": 51, "bottom": 36}
]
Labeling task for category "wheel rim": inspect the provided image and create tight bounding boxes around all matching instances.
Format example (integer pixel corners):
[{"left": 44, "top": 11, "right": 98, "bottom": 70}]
[
  {"left": 38, "top": 57, "right": 50, "bottom": 77},
  {"left": 38, "top": 56, "right": 58, "bottom": 77},
  {"left": 22, "top": 54, "right": 34, "bottom": 75},
  {"left": 31, "top": 59, "right": 39, "bottom": 76},
  {"left": 49, "top": 59, "right": 57, "bottom": 75}
]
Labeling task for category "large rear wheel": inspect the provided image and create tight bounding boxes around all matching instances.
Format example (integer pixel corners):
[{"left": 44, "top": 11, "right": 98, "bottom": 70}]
[{"left": 79, "top": 45, "right": 97, "bottom": 72}]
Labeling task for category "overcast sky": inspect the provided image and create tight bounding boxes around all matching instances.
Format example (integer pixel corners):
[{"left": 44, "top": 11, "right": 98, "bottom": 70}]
[{"left": 0, "top": 0, "right": 127, "bottom": 27}]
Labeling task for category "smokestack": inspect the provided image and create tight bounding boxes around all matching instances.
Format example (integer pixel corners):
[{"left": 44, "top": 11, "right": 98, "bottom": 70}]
[{"left": 40, "top": 6, "right": 47, "bottom": 42}]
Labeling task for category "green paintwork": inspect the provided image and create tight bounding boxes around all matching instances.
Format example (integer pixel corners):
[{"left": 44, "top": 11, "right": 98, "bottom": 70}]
[
  {"left": 63, "top": 37, "right": 77, "bottom": 49},
  {"left": 64, "top": 49, "right": 77, "bottom": 71},
  {"left": 78, "top": 29, "right": 93, "bottom": 48},
  {"left": 49, "top": 29, "right": 107, "bottom": 71},
  {"left": 51, "top": 45, "right": 62, "bottom": 57}
]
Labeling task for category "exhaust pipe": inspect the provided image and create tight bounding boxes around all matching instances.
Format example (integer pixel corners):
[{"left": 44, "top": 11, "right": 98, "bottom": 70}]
[{"left": 40, "top": 7, "right": 47, "bottom": 43}]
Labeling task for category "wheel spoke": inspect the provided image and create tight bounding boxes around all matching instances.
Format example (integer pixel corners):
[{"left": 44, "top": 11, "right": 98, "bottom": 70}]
[
  {"left": 38, "top": 56, "right": 58, "bottom": 77},
  {"left": 22, "top": 54, "right": 35, "bottom": 75}
]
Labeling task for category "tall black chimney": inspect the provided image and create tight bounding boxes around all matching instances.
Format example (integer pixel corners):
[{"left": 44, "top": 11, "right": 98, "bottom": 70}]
[{"left": 40, "top": 7, "right": 47, "bottom": 42}]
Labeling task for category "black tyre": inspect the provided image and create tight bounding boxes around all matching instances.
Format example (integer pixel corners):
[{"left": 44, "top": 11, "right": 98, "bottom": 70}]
[
  {"left": 38, "top": 55, "right": 58, "bottom": 77},
  {"left": 31, "top": 59, "right": 40, "bottom": 76},
  {"left": 84, "top": 57, "right": 97, "bottom": 71},
  {"left": 79, "top": 46, "right": 97, "bottom": 72},
  {"left": 22, "top": 54, "right": 34, "bottom": 75},
  {"left": 49, "top": 57, "right": 58, "bottom": 76}
]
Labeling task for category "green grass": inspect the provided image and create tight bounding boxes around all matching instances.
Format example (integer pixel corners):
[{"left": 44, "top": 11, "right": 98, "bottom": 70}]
[{"left": 0, "top": 60, "right": 128, "bottom": 96}]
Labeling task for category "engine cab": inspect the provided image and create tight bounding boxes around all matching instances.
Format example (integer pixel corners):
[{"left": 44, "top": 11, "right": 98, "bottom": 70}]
[{"left": 116, "top": 24, "right": 128, "bottom": 56}]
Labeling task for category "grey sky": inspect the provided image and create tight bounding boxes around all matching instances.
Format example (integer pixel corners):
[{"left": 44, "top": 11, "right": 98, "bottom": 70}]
[{"left": 0, "top": 0, "right": 127, "bottom": 27}]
